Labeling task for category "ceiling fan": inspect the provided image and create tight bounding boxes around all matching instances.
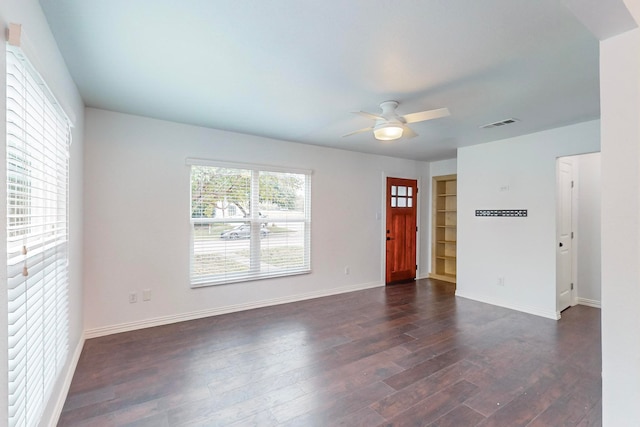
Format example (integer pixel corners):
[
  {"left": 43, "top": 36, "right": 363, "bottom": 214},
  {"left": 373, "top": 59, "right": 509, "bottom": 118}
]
[{"left": 343, "top": 101, "right": 450, "bottom": 141}]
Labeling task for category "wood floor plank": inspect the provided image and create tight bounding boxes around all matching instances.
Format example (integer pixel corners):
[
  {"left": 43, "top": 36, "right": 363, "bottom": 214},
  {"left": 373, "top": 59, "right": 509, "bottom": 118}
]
[
  {"left": 427, "top": 404, "right": 486, "bottom": 427},
  {"left": 383, "top": 347, "right": 469, "bottom": 391},
  {"left": 401, "top": 327, "right": 459, "bottom": 353},
  {"left": 168, "top": 382, "right": 306, "bottom": 426},
  {"left": 383, "top": 380, "right": 480, "bottom": 426},
  {"left": 336, "top": 406, "right": 387, "bottom": 427},
  {"left": 395, "top": 336, "right": 472, "bottom": 369},
  {"left": 371, "top": 360, "right": 477, "bottom": 419},
  {"left": 59, "top": 399, "right": 162, "bottom": 427},
  {"left": 527, "top": 374, "right": 602, "bottom": 427},
  {"left": 121, "top": 412, "right": 171, "bottom": 427},
  {"left": 59, "top": 280, "right": 601, "bottom": 426},
  {"left": 295, "top": 349, "right": 405, "bottom": 396},
  {"left": 463, "top": 357, "right": 555, "bottom": 417},
  {"left": 332, "top": 325, "right": 417, "bottom": 360},
  {"left": 476, "top": 364, "right": 584, "bottom": 427},
  {"left": 576, "top": 397, "right": 602, "bottom": 427},
  {"left": 272, "top": 381, "right": 395, "bottom": 425},
  {"left": 61, "top": 386, "right": 116, "bottom": 412}
]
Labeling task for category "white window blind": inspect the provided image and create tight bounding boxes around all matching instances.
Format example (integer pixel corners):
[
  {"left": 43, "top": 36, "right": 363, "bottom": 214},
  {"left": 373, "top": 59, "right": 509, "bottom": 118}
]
[
  {"left": 6, "top": 44, "right": 70, "bottom": 427},
  {"left": 189, "top": 160, "right": 311, "bottom": 286}
]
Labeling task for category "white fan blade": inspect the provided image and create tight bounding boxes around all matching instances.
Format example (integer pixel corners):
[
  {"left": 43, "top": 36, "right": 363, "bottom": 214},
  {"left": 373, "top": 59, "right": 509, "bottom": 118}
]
[
  {"left": 342, "top": 127, "right": 374, "bottom": 137},
  {"left": 401, "top": 125, "right": 417, "bottom": 138},
  {"left": 403, "top": 107, "right": 450, "bottom": 124},
  {"left": 354, "top": 111, "right": 385, "bottom": 121}
]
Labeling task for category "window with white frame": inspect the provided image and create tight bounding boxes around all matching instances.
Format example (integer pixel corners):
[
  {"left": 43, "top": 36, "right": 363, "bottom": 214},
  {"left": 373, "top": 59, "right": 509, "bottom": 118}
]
[
  {"left": 188, "top": 159, "right": 311, "bottom": 286},
  {"left": 6, "top": 43, "right": 71, "bottom": 427}
]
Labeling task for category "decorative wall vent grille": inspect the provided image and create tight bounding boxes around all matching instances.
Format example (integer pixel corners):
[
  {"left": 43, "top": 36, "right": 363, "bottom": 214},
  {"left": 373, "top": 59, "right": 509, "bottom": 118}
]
[{"left": 475, "top": 209, "right": 528, "bottom": 217}]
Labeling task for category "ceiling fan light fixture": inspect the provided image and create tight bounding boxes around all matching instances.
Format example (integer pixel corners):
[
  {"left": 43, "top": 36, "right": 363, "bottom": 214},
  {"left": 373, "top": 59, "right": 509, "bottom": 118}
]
[
  {"left": 345, "top": 101, "right": 449, "bottom": 141},
  {"left": 373, "top": 124, "right": 403, "bottom": 141}
]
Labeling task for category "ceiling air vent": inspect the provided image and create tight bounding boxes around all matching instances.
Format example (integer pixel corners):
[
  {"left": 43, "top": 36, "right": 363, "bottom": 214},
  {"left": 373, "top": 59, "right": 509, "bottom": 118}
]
[{"left": 480, "top": 118, "right": 519, "bottom": 129}]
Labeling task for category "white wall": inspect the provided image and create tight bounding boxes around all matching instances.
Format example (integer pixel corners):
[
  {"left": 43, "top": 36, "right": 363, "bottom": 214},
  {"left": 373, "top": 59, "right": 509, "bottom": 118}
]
[
  {"left": 0, "top": 1, "right": 85, "bottom": 425},
  {"left": 575, "top": 152, "right": 601, "bottom": 306},
  {"left": 424, "top": 158, "right": 457, "bottom": 276},
  {"left": 456, "top": 120, "right": 600, "bottom": 319},
  {"left": 83, "top": 108, "right": 431, "bottom": 333},
  {"left": 600, "top": 27, "right": 640, "bottom": 426},
  {"left": 430, "top": 158, "right": 458, "bottom": 178},
  {"left": 417, "top": 162, "right": 431, "bottom": 280}
]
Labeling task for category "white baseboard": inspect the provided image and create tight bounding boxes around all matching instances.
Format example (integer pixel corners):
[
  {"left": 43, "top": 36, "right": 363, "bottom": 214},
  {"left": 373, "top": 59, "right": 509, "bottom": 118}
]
[
  {"left": 577, "top": 297, "right": 601, "bottom": 308},
  {"left": 455, "top": 290, "right": 560, "bottom": 320},
  {"left": 46, "top": 335, "right": 85, "bottom": 427},
  {"left": 85, "top": 281, "right": 384, "bottom": 339}
]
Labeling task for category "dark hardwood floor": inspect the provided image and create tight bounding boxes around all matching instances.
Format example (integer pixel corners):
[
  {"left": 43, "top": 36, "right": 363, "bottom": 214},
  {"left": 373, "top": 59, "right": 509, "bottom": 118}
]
[{"left": 59, "top": 279, "right": 602, "bottom": 426}]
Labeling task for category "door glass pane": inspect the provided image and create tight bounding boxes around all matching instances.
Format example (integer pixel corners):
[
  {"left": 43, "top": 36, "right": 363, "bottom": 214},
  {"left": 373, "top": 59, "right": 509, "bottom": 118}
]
[
  {"left": 408, "top": 198, "right": 413, "bottom": 208},
  {"left": 408, "top": 187, "right": 412, "bottom": 197},
  {"left": 391, "top": 186, "right": 397, "bottom": 196},
  {"left": 398, "top": 197, "right": 407, "bottom": 207},
  {"left": 391, "top": 197, "right": 397, "bottom": 207},
  {"left": 398, "top": 186, "right": 407, "bottom": 196}
]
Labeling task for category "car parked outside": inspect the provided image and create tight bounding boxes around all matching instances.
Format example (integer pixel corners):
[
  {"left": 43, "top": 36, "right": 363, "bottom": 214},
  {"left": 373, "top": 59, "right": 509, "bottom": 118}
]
[{"left": 220, "top": 224, "right": 268, "bottom": 240}]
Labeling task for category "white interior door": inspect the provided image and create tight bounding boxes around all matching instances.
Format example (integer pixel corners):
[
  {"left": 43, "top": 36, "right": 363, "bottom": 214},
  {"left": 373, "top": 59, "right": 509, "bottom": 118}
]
[{"left": 557, "top": 159, "right": 574, "bottom": 312}]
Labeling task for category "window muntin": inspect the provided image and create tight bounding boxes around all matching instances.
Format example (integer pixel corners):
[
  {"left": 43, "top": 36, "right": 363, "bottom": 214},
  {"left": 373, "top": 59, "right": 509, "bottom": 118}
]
[
  {"left": 190, "top": 162, "right": 311, "bottom": 286},
  {"left": 390, "top": 185, "right": 413, "bottom": 208}
]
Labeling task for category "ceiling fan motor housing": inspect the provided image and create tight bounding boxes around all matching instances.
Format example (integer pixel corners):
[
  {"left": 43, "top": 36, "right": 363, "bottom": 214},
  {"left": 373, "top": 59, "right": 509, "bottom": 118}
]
[{"left": 379, "top": 101, "right": 402, "bottom": 121}]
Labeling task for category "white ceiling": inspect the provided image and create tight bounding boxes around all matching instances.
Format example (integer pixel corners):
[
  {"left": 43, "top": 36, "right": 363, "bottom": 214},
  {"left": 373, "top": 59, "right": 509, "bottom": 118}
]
[{"left": 39, "top": 0, "right": 609, "bottom": 161}]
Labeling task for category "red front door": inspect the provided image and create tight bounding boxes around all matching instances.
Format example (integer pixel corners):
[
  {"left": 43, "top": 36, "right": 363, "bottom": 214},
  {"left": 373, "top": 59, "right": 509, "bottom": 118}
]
[{"left": 385, "top": 177, "right": 418, "bottom": 284}]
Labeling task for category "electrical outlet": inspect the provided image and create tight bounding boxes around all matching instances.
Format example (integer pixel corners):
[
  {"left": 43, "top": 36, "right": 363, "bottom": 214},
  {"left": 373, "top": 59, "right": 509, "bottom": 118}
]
[
  {"left": 344, "top": 266, "right": 350, "bottom": 275},
  {"left": 129, "top": 292, "right": 137, "bottom": 303},
  {"left": 143, "top": 289, "right": 151, "bottom": 301},
  {"left": 497, "top": 276, "right": 505, "bottom": 287}
]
